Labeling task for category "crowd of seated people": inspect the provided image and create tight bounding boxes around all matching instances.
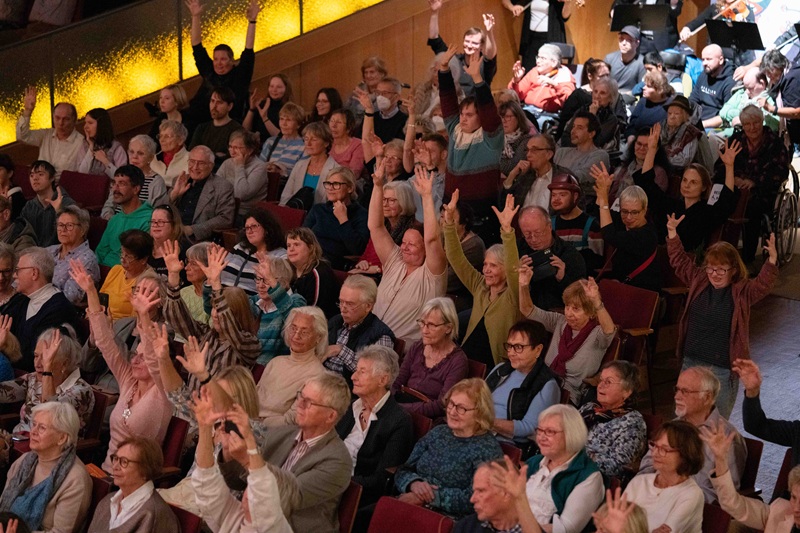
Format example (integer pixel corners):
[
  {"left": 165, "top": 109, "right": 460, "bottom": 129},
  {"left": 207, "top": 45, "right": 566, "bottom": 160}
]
[{"left": 2, "top": 1, "right": 800, "bottom": 532}]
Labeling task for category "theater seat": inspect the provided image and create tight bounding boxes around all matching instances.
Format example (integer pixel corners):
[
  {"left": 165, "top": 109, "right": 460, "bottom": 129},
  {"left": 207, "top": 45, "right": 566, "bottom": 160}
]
[{"left": 367, "top": 497, "right": 454, "bottom": 533}]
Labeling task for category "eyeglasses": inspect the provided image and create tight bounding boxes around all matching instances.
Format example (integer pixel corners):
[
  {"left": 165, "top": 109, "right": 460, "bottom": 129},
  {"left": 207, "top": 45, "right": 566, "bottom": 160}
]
[
  {"left": 648, "top": 441, "right": 679, "bottom": 456},
  {"left": 255, "top": 276, "right": 269, "bottom": 285},
  {"left": 382, "top": 197, "right": 399, "bottom": 205},
  {"left": 57, "top": 222, "right": 79, "bottom": 231},
  {"left": 500, "top": 114, "right": 517, "bottom": 121},
  {"left": 244, "top": 224, "right": 262, "bottom": 232},
  {"left": 620, "top": 209, "right": 643, "bottom": 217},
  {"left": 673, "top": 386, "right": 708, "bottom": 396},
  {"left": 337, "top": 300, "right": 363, "bottom": 310},
  {"left": 503, "top": 342, "right": 532, "bottom": 354},
  {"left": 705, "top": 266, "right": 733, "bottom": 275},
  {"left": 598, "top": 378, "right": 622, "bottom": 387},
  {"left": 446, "top": 400, "right": 477, "bottom": 415},
  {"left": 288, "top": 324, "right": 315, "bottom": 339},
  {"left": 322, "top": 181, "right": 348, "bottom": 190},
  {"left": 375, "top": 90, "right": 397, "bottom": 97},
  {"left": 188, "top": 159, "right": 212, "bottom": 167},
  {"left": 13, "top": 266, "right": 36, "bottom": 274},
  {"left": 522, "top": 230, "right": 549, "bottom": 240},
  {"left": 120, "top": 252, "right": 142, "bottom": 263},
  {"left": 295, "top": 391, "right": 335, "bottom": 410},
  {"left": 535, "top": 427, "right": 564, "bottom": 438},
  {"left": 526, "top": 147, "right": 551, "bottom": 153},
  {"left": 416, "top": 319, "right": 447, "bottom": 329},
  {"left": 0, "top": 269, "right": 12, "bottom": 278},
  {"left": 150, "top": 220, "right": 171, "bottom": 228},
  {"left": 110, "top": 454, "right": 141, "bottom": 468},
  {"left": 383, "top": 155, "right": 401, "bottom": 162}
]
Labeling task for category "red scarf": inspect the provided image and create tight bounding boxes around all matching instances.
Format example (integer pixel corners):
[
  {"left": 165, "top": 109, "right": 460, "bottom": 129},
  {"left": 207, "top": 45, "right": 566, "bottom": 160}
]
[{"left": 551, "top": 319, "right": 598, "bottom": 377}]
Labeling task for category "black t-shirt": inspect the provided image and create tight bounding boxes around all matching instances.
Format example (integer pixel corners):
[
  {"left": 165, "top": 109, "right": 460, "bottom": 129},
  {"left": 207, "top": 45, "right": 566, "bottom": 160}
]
[{"left": 683, "top": 284, "right": 733, "bottom": 368}]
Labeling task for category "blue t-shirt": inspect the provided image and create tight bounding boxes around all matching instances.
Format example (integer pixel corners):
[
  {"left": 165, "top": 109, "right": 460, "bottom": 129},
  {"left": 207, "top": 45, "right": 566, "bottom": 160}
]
[
  {"left": 0, "top": 353, "right": 14, "bottom": 382},
  {"left": 302, "top": 172, "right": 320, "bottom": 190}
]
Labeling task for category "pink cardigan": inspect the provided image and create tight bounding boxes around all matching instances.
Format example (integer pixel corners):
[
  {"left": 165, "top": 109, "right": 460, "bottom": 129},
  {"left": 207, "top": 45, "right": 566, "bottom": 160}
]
[
  {"left": 667, "top": 235, "right": 778, "bottom": 365},
  {"left": 711, "top": 470, "right": 795, "bottom": 533},
  {"left": 88, "top": 311, "right": 172, "bottom": 473}
]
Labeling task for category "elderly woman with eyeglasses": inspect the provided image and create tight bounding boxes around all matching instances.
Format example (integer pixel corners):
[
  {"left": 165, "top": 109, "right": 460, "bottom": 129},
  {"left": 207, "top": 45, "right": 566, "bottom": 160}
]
[
  {"left": 519, "top": 404, "right": 605, "bottom": 533},
  {"left": 151, "top": 120, "right": 190, "bottom": 188},
  {"left": 220, "top": 207, "right": 286, "bottom": 297},
  {"left": 70, "top": 260, "right": 172, "bottom": 474},
  {"left": 623, "top": 420, "right": 705, "bottom": 533},
  {"left": 0, "top": 328, "right": 94, "bottom": 436},
  {"left": 395, "top": 379, "right": 503, "bottom": 518},
  {"left": 87, "top": 436, "right": 179, "bottom": 533},
  {"left": 303, "top": 166, "right": 369, "bottom": 270},
  {"left": 391, "top": 297, "right": 468, "bottom": 419},
  {"left": 100, "top": 229, "right": 156, "bottom": 322},
  {"left": 217, "top": 129, "right": 269, "bottom": 222},
  {"left": 148, "top": 204, "right": 187, "bottom": 283},
  {"left": 47, "top": 206, "right": 100, "bottom": 305},
  {"left": 579, "top": 361, "right": 647, "bottom": 478},
  {"left": 0, "top": 402, "right": 91, "bottom": 533}
]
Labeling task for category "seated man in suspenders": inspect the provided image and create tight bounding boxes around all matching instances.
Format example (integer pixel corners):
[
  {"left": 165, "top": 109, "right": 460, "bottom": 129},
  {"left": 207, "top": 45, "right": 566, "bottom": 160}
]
[{"left": 549, "top": 173, "right": 604, "bottom": 271}]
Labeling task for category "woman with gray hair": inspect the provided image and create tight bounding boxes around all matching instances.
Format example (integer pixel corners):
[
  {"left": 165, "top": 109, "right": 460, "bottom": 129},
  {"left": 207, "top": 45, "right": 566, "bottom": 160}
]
[
  {"left": 255, "top": 306, "right": 327, "bottom": 426},
  {"left": 0, "top": 401, "right": 92, "bottom": 533},
  {"left": 47, "top": 206, "right": 100, "bottom": 305},
  {"left": 101, "top": 134, "right": 168, "bottom": 220},
  {"left": 561, "top": 77, "right": 624, "bottom": 150},
  {"left": 391, "top": 297, "right": 468, "bottom": 418},
  {"left": 0, "top": 328, "right": 94, "bottom": 435},
  {"left": 302, "top": 166, "right": 369, "bottom": 269},
  {"left": 217, "top": 129, "right": 269, "bottom": 221},
  {"left": 151, "top": 120, "right": 190, "bottom": 187},
  {"left": 336, "top": 345, "right": 414, "bottom": 505},
  {"left": 521, "top": 404, "right": 605, "bottom": 532}
]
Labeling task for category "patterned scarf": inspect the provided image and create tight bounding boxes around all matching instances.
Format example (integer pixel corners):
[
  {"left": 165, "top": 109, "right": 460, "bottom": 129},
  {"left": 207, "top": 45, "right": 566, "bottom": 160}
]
[
  {"left": 0, "top": 445, "right": 77, "bottom": 531},
  {"left": 502, "top": 129, "right": 523, "bottom": 159},
  {"left": 579, "top": 398, "right": 634, "bottom": 430},
  {"left": 550, "top": 319, "right": 598, "bottom": 378}
]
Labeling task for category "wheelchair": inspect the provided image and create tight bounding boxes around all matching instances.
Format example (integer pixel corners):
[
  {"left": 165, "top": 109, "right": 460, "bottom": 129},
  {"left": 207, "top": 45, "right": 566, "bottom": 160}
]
[{"left": 766, "top": 166, "right": 799, "bottom": 266}]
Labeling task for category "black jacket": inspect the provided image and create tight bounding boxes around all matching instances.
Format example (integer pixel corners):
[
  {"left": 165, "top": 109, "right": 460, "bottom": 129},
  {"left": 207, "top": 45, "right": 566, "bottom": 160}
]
[
  {"left": 327, "top": 312, "right": 395, "bottom": 352},
  {"left": 486, "top": 358, "right": 557, "bottom": 422},
  {"left": 518, "top": 234, "right": 587, "bottom": 310}
]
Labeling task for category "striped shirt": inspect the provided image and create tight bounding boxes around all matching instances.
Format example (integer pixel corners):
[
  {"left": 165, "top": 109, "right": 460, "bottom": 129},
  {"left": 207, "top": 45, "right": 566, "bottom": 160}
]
[
  {"left": 220, "top": 244, "right": 288, "bottom": 296},
  {"left": 259, "top": 136, "right": 306, "bottom": 177}
]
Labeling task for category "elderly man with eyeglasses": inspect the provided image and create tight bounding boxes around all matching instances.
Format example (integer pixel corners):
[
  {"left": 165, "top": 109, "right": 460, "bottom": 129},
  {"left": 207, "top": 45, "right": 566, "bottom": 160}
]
[
  {"left": 638, "top": 366, "right": 747, "bottom": 503},
  {"left": 516, "top": 205, "right": 586, "bottom": 311},
  {"left": 3, "top": 247, "right": 79, "bottom": 369},
  {"left": 169, "top": 145, "right": 235, "bottom": 243}
]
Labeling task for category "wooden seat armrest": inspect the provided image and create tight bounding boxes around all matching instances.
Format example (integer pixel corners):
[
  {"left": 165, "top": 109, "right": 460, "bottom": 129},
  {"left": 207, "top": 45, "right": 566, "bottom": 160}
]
[
  {"left": 400, "top": 386, "right": 431, "bottom": 403},
  {"left": 662, "top": 287, "right": 689, "bottom": 296},
  {"left": 622, "top": 328, "right": 654, "bottom": 337}
]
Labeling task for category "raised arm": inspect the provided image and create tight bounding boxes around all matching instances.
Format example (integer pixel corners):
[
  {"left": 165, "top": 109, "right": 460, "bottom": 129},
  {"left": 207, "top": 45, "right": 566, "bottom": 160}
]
[
  {"left": 428, "top": 0, "right": 441, "bottom": 39},
  {"left": 412, "top": 166, "right": 446, "bottom": 275},
  {"left": 402, "top": 98, "right": 417, "bottom": 173},
  {"left": 16, "top": 86, "right": 46, "bottom": 145},
  {"left": 718, "top": 138, "right": 741, "bottom": 193},
  {"left": 591, "top": 162, "right": 614, "bottom": 228},
  {"left": 244, "top": 0, "right": 260, "bottom": 49},
  {"left": 517, "top": 263, "right": 536, "bottom": 317},
  {"left": 367, "top": 162, "right": 395, "bottom": 263},
  {"left": 443, "top": 190, "right": 484, "bottom": 293},
  {"left": 482, "top": 14, "right": 497, "bottom": 60},
  {"left": 186, "top": 0, "right": 203, "bottom": 46},
  {"left": 581, "top": 277, "right": 615, "bottom": 335},
  {"left": 641, "top": 123, "right": 659, "bottom": 174}
]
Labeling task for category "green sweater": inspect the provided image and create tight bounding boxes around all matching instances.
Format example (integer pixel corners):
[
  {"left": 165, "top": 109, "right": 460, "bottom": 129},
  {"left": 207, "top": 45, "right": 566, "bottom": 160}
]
[
  {"left": 444, "top": 223, "right": 521, "bottom": 365},
  {"left": 95, "top": 202, "right": 153, "bottom": 266}
]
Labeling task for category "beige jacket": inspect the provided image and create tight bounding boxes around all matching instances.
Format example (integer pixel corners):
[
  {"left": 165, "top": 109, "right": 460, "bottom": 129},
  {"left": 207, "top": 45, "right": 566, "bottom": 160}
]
[{"left": 711, "top": 469, "right": 796, "bottom": 533}]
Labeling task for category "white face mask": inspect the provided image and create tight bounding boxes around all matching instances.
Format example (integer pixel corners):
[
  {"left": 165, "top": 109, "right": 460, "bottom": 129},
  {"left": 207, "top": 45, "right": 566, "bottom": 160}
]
[{"left": 376, "top": 95, "right": 392, "bottom": 112}]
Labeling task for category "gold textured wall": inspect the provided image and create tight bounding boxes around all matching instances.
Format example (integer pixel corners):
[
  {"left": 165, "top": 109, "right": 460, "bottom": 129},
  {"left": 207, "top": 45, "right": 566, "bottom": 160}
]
[{"left": 0, "top": 0, "right": 380, "bottom": 147}]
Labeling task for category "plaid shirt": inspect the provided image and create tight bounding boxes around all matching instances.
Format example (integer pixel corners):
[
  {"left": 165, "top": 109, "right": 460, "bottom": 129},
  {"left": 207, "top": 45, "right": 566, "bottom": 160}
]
[{"left": 323, "top": 320, "right": 393, "bottom": 374}]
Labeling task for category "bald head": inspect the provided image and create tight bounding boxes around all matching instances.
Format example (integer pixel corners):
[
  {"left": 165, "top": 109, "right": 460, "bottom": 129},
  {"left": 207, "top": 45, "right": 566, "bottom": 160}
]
[
  {"left": 701, "top": 45, "right": 725, "bottom": 76},
  {"left": 742, "top": 68, "right": 767, "bottom": 98},
  {"left": 518, "top": 206, "right": 553, "bottom": 250}
]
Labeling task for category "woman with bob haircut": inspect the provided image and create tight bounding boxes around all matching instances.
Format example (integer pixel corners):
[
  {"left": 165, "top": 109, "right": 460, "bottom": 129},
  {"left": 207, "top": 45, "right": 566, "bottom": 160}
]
[
  {"left": 519, "top": 267, "right": 615, "bottom": 405},
  {"left": 151, "top": 120, "right": 190, "bottom": 187},
  {"left": 635, "top": 124, "right": 737, "bottom": 250},
  {"left": 285, "top": 227, "right": 338, "bottom": 317},
  {"left": 394, "top": 378, "right": 502, "bottom": 518},
  {"left": 520, "top": 403, "right": 604, "bottom": 532},
  {"left": 279, "top": 121, "right": 338, "bottom": 208},
  {"left": 329, "top": 109, "right": 365, "bottom": 177},
  {"left": 258, "top": 102, "right": 306, "bottom": 179},
  {"left": 0, "top": 402, "right": 91, "bottom": 533},
  {"left": 623, "top": 420, "right": 705, "bottom": 533},
  {"left": 303, "top": 166, "right": 369, "bottom": 269},
  {"left": 148, "top": 84, "right": 191, "bottom": 148},
  {"left": 392, "top": 297, "right": 468, "bottom": 419},
  {"left": 667, "top": 213, "right": 778, "bottom": 418}
]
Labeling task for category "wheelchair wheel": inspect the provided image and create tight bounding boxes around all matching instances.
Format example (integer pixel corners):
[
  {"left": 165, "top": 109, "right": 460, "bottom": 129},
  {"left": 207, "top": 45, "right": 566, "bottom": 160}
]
[{"left": 773, "top": 188, "right": 798, "bottom": 266}]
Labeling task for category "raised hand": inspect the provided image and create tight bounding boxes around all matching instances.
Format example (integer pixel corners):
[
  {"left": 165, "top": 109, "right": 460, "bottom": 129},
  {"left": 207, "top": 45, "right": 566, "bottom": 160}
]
[
  {"left": 191, "top": 387, "right": 220, "bottom": 428},
  {"left": 226, "top": 403, "right": 254, "bottom": 441},
  {"left": 0, "top": 517, "right": 19, "bottom": 533},
  {"left": 464, "top": 51, "right": 482, "bottom": 82},
  {"left": 185, "top": 0, "right": 203, "bottom": 17},
  {"left": 491, "top": 194, "right": 519, "bottom": 232},
  {"left": 41, "top": 329, "right": 62, "bottom": 372},
  {"left": 161, "top": 240, "right": 184, "bottom": 274},
  {"left": 442, "top": 189, "right": 459, "bottom": 225},
  {"left": 23, "top": 86, "right": 37, "bottom": 114},
  {"left": 719, "top": 138, "right": 742, "bottom": 167},
  {"left": 516, "top": 263, "right": 533, "bottom": 287},
  {"left": 373, "top": 156, "right": 386, "bottom": 186},
  {"left": 512, "top": 60, "right": 526, "bottom": 84},
  {"left": 580, "top": 277, "right": 602, "bottom": 308},
  {"left": 246, "top": 0, "right": 260, "bottom": 21},
  {"left": 594, "top": 488, "right": 637, "bottom": 533},
  {"left": 130, "top": 281, "right": 161, "bottom": 317},
  {"left": 439, "top": 44, "right": 458, "bottom": 72},
  {"left": 665, "top": 213, "right": 685, "bottom": 238},
  {"left": 257, "top": 96, "right": 271, "bottom": 123},
  {"left": 590, "top": 162, "right": 613, "bottom": 201},
  {"left": 176, "top": 336, "right": 210, "bottom": 378},
  {"left": 482, "top": 13, "right": 495, "bottom": 32},
  {"left": 428, "top": 0, "right": 442, "bottom": 12},
  {"left": 68, "top": 259, "right": 95, "bottom": 293},
  {"left": 368, "top": 132, "right": 385, "bottom": 159},
  {"left": 764, "top": 232, "right": 778, "bottom": 265},
  {"left": 0, "top": 315, "right": 11, "bottom": 351},
  {"left": 648, "top": 122, "right": 661, "bottom": 151},
  {"left": 401, "top": 97, "right": 416, "bottom": 116},
  {"left": 170, "top": 172, "right": 191, "bottom": 201},
  {"left": 488, "top": 455, "right": 528, "bottom": 501},
  {"left": 43, "top": 187, "right": 64, "bottom": 212},
  {"left": 413, "top": 139, "right": 432, "bottom": 168},
  {"left": 731, "top": 358, "right": 762, "bottom": 394},
  {"left": 354, "top": 87, "right": 373, "bottom": 112},
  {"left": 148, "top": 322, "right": 171, "bottom": 362},
  {"left": 198, "top": 243, "right": 229, "bottom": 287},
  {"left": 412, "top": 165, "right": 434, "bottom": 197},
  {"left": 699, "top": 418, "right": 735, "bottom": 462}
]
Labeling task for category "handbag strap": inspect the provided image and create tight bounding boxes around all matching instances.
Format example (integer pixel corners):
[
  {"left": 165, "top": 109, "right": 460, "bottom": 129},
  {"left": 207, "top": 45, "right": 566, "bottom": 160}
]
[{"left": 624, "top": 249, "right": 657, "bottom": 283}]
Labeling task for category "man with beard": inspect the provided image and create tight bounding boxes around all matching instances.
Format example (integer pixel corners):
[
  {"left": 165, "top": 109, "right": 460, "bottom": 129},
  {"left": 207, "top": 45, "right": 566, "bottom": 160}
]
[
  {"left": 189, "top": 86, "right": 242, "bottom": 169},
  {"left": 689, "top": 44, "right": 735, "bottom": 129},
  {"left": 95, "top": 165, "right": 153, "bottom": 267},
  {"left": 548, "top": 173, "right": 604, "bottom": 271}
]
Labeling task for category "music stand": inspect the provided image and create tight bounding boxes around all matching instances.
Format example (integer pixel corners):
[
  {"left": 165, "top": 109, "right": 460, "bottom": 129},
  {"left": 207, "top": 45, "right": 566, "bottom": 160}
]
[
  {"left": 610, "top": 4, "right": 670, "bottom": 33},
  {"left": 706, "top": 19, "right": 764, "bottom": 67}
]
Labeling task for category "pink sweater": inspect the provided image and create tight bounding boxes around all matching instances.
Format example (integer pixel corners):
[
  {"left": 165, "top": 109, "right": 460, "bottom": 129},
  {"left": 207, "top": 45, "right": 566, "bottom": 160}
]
[{"left": 88, "top": 311, "right": 173, "bottom": 473}]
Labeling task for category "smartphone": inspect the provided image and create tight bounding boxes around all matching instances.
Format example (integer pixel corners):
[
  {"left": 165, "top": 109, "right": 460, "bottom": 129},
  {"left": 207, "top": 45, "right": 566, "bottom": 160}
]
[
  {"left": 224, "top": 419, "right": 244, "bottom": 439},
  {"left": 99, "top": 292, "right": 110, "bottom": 310}
]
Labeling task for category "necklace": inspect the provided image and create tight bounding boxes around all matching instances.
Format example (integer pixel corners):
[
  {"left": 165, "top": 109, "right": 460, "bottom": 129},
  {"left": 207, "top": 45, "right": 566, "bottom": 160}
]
[{"left": 122, "top": 381, "right": 139, "bottom": 424}]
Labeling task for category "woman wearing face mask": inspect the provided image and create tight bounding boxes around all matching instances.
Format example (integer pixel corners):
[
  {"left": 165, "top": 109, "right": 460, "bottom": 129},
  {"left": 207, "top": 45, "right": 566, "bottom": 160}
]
[
  {"left": 592, "top": 167, "right": 663, "bottom": 292},
  {"left": 309, "top": 87, "right": 343, "bottom": 124},
  {"left": 519, "top": 269, "right": 615, "bottom": 405},
  {"left": 667, "top": 213, "right": 778, "bottom": 418},
  {"left": 101, "top": 135, "right": 169, "bottom": 220},
  {"left": 560, "top": 77, "right": 623, "bottom": 150},
  {"left": 635, "top": 124, "right": 737, "bottom": 250},
  {"left": 609, "top": 129, "right": 670, "bottom": 204},
  {"left": 243, "top": 73, "right": 294, "bottom": 141},
  {"left": 76, "top": 108, "right": 128, "bottom": 178}
]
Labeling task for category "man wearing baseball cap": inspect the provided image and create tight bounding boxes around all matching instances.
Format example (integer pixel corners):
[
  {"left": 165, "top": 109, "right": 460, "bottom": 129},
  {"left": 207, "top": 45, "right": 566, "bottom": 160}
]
[
  {"left": 604, "top": 25, "right": 646, "bottom": 94},
  {"left": 549, "top": 173, "right": 604, "bottom": 270}
]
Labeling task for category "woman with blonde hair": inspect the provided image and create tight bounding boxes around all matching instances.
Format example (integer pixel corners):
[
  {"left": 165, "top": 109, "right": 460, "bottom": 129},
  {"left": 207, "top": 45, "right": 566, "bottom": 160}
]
[
  {"left": 394, "top": 378, "right": 502, "bottom": 517},
  {"left": 259, "top": 102, "right": 306, "bottom": 179}
]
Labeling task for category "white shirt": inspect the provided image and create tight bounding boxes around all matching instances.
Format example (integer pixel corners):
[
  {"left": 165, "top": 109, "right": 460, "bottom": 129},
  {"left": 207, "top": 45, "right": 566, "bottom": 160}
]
[
  {"left": 529, "top": 0, "right": 550, "bottom": 32},
  {"left": 624, "top": 474, "right": 704, "bottom": 533},
  {"left": 15, "top": 117, "right": 83, "bottom": 177},
  {"left": 343, "top": 391, "right": 391, "bottom": 472},
  {"left": 523, "top": 167, "right": 553, "bottom": 210},
  {"left": 25, "top": 283, "right": 60, "bottom": 320},
  {"left": 56, "top": 367, "right": 82, "bottom": 396},
  {"left": 108, "top": 481, "right": 155, "bottom": 529},
  {"left": 525, "top": 454, "right": 605, "bottom": 533}
]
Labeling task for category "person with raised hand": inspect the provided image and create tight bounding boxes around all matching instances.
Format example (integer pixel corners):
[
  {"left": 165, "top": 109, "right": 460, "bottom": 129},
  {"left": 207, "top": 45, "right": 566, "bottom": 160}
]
[
  {"left": 667, "top": 211, "right": 779, "bottom": 417},
  {"left": 0, "top": 314, "right": 18, "bottom": 382},
  {"left": 593, "top": 488, "right": 648, "bottom": 533},
  {"left": 443, "top": 191, "right": 521, "bottom": 367},
  {"left": 703, "top": 418, "right": 800, "bottom": 533},
  {"left": 71, "top": 259, "right": 172, "bottom": 473},
  {"left": 369, "top": 164, "right": 447, "bottom": 344},
  {"left": 161, "top": 239, "right": 260, "bottom": 392}
]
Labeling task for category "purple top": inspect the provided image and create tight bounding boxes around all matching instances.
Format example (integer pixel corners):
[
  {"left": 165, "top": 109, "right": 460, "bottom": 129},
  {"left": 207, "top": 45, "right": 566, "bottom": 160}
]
[{"left": 392, "top": 340, "right": 469, "bottom": 418}]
